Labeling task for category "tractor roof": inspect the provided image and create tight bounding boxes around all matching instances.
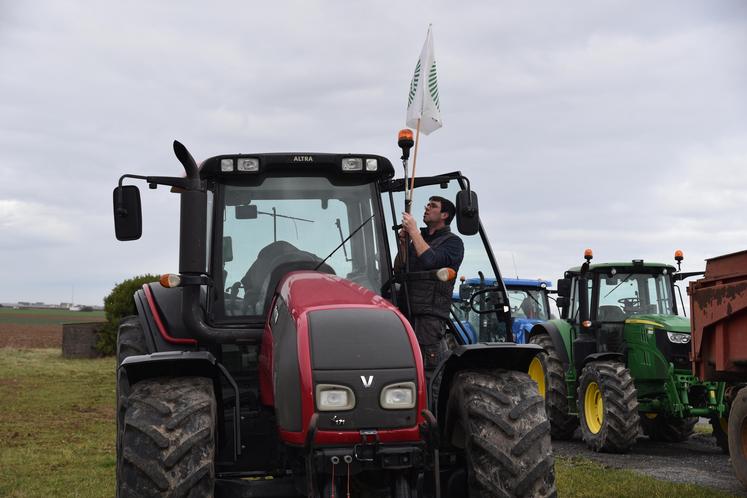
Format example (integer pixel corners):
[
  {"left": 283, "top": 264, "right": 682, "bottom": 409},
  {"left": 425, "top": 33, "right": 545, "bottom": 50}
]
[
  {"left": 198, "top": 152, "right": 395, "bottom": 183},
  {"left": 566, "top": 261, "right": 676, "bottom": 273},
  {"left": 459, "top": 277, "right": 551, "bottom": 289}
]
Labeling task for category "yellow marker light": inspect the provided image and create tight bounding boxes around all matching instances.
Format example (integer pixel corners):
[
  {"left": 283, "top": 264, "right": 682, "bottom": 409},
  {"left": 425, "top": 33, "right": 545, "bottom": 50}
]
[
  {"left": 582, "top": 320, "right": 592, "bottom": 328},
  {"left": 460, "top": 275, "right": 466, "bottom": 282},
  {"left": 160, "top": 273, "right": 181, "bottom": 288}
]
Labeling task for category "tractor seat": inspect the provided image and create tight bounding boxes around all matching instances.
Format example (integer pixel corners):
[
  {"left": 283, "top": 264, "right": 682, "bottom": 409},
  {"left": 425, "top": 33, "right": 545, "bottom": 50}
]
[{"left": 598, "top": 305, "right": 626, "bottom": 322}]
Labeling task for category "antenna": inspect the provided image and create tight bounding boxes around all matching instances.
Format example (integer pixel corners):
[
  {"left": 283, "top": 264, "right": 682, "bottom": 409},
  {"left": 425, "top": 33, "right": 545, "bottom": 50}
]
[{"left": 511, "top": 253, "right": 519, "bottom": 279}]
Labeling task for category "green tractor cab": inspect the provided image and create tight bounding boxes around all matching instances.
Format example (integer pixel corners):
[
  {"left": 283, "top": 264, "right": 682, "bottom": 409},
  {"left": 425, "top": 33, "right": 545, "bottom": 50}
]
[{"left": 528, "top": 251, "right": 727, "bottom": 453}]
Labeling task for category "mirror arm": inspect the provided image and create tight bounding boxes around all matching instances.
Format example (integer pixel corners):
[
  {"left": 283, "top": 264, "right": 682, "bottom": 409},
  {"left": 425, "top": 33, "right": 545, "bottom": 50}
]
[{"left": 459, "top": 175, "right": 476, "bottom": 214}]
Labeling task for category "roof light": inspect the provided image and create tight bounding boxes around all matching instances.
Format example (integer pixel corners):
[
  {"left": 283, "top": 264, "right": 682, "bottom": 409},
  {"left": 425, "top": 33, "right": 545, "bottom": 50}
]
[
  {"left": 398, "top": 129, "right": 414, "bottom": 143},
  {"left": 220, "top": 159, "right": 234, "bottom": 172},
  {"left": 365, "top": 158, "right": 378, "bottom": 171},
  {"left": 674, "top": 249, "right": 684, "bottom": 262},
  {"left": 342, "top": 158, "right": 363, "bottom": 171},
  {"left": 160, "top": 273, "right": 181, "bottom": 288},
  {"left": 584, "top": 248, "right": 593, "bottom": 261},
  {"left": 237, "top": 158, "right": 259, "bottom": 172}
]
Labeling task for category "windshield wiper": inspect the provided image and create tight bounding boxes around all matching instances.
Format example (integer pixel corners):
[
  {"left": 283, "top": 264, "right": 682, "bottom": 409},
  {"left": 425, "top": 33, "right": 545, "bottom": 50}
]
[
  {"left": 314, "top": 214, "right": 375, "bottom": 271},
  {"left": 603, "top": 273, "right": 634, "bottom": 299}
]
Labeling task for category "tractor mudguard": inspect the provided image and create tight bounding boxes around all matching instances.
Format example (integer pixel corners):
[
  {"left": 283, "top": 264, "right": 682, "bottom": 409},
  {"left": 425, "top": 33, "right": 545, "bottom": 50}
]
[
  {"left": 433, "top": 343, "right": 543, "bottom": 420},
  {"left": 528, "top": 320, "right": 572, "bottom": 369},
  {"left": 583, "top": 352, "right": 624, "bottom": 366},
  {"left": 133, "top": 283, "right": 201, "bottom": 353}
]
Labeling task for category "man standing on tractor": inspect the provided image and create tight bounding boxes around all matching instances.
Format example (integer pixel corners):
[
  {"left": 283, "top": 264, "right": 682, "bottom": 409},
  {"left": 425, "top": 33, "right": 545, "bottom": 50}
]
[{"left": 398, "top": 195, "right": 464, "bottom": 370}]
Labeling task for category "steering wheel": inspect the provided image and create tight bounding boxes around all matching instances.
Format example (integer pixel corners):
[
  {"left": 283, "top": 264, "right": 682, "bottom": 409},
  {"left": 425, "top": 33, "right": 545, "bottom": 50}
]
[{"left": 618, "top": 297, "right": 640, "bottom": 308}]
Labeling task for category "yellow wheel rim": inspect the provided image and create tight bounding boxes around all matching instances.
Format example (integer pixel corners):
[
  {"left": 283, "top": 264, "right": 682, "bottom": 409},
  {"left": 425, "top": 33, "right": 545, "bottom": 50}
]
[
  {"left": 645, "top": 412, "right": 658, "bottom": 420},
  {"left": 528, "top": 357, "right": 546, "bottom": 398},
  {"left": 584, "top": 381, "right": 604, "bottom": 434}
]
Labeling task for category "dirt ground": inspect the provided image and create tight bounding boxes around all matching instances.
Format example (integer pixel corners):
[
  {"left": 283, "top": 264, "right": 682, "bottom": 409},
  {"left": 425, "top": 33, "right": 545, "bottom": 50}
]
[
  {"left": 0, "top": 324, "right": 63, "bottom": 348},
  {"left": 554, "top": 429, "right": 747, "bottom": 497}
]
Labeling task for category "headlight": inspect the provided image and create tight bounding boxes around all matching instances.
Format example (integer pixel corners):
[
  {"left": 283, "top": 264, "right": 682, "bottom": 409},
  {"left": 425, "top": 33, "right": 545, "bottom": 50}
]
[
  {"left": 316, "top": 384, "right": 355, "bottom": 411},
  {"left": 380, "top": 382, "right": 416, "bottom": 410},
  {"left": 220, "top": 158, "right": 234, "bottom": 172},
  {"left": 237, "top": 157, "right": 259, "bottom": 172},
  {"left": 666, "top": 332, "right": 691, "bottom": 344},
  {"left": 342, "top": 158, "right": 363, "bottom": 171}
]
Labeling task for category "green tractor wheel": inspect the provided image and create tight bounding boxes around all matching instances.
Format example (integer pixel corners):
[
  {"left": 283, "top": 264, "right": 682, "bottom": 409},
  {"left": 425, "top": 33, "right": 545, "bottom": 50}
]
[
  {"left": 641, "top": 414, "right": 697, "bottom": 442},
  {"left": 528, "top": 333, "right": 579, "bottom": 440},
  {"left": 577, "top": 360, "right": 640, "bottom": 453}
]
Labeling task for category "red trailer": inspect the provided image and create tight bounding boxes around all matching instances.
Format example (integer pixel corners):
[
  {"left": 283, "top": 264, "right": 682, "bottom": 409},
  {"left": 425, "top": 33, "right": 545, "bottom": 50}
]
[{"left": 689, "top": 250, "right": 747, "bottom": 486}]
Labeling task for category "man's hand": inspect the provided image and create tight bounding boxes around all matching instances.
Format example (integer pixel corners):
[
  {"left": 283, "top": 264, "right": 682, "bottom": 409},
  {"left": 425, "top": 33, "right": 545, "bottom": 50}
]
[{"left": 401, "top": 212, "right": 419, "bottom": 238}]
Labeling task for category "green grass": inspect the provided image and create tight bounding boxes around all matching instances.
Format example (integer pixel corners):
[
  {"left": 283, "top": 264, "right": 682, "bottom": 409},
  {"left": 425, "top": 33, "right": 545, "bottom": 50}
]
[
  {"left": 0, "top": 349, "right": 115, "bottom": 497},
  {"left": 0, "top": 348, "right": 737, "bottom": 497},
  {"left": 0, "top": 308, "right": 105, "bottom": 326}
]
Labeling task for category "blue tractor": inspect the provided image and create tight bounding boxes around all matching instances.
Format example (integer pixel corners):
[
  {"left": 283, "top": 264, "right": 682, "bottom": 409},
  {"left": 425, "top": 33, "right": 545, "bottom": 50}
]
[{"left": 453, "top": 276, "right": 553, "bottom": 344}]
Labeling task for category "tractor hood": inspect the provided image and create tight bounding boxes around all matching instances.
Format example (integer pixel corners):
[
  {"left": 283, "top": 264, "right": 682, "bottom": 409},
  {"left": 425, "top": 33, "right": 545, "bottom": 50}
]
[{"left": 625, "top": 314, "right": 690, "bottom": 333}]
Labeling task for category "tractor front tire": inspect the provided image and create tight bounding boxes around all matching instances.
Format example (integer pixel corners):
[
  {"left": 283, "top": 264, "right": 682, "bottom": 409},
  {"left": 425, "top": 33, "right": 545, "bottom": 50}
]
[
  {"left": 447, "top": 369, "right": 557, "bottom": 497},
  {"left": 641, "top": 415, "right": 697, "bottom": 442},
  {"left": 116, "top": 316, "right": 148, "bottom": 497},
  {"left": 529, "top": 333, "right": 579, "bottom": 440},
  {"left": 119, "top": 377, "right": 216, "bottom": 497},
  {"left": 577, "top": 361, "right": 639, "bottom": 453}
]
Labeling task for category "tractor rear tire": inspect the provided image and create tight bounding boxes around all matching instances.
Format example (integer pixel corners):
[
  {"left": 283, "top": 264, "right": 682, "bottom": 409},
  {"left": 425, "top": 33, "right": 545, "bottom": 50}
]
[
  {"left": 711, "top": 416, "right": 729, "bottom": 454},
  {"left": 116, "top": 316, "right": 148, "bottom": 498},
  {"left": 641, "top": 415, "right": 697, "bottom": 442},
  {"left": 447, "top": 369, "right": 557, "bottom": 497},
  {"left": 119, "top": 377, "right": 216, "bottom": 497},
  {"left": 528, "top": 333, "right": 579, "bottom": 440},
  {"left": 577, "top": 361, "right": 639, "bottom": 453},
  {"left": 729, "top": 388, "right": 747, "bottom": 488}
]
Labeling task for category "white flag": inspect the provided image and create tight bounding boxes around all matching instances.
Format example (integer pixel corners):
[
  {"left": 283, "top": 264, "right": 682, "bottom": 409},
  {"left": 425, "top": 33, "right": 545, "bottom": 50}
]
[{"left": 406, "top": 26, "right": 442, "bottom": 135}]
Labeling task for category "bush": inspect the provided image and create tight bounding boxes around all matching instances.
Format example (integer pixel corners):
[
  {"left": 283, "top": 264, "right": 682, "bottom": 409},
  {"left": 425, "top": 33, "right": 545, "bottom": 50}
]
[{"left": 96, "top": 274, "right": 159, "bottom": 355}]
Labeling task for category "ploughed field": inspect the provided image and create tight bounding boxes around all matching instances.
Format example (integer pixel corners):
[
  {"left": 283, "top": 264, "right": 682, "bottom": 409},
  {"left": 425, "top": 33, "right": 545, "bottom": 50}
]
[{"left": 0, "top": 308, "right": 105, "bottom": 348}]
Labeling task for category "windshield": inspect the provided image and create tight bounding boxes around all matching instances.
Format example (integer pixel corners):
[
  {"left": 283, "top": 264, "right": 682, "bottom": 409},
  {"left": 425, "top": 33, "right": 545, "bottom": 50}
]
[
  {"left": 219, "top": 177, "right": 387, "bottom": 318},
  {"left": 508, "top": 288, "right": 550, "bottom": 320},
  {"left": 596, "top": 271, "right": 675, "bottom": 321}
]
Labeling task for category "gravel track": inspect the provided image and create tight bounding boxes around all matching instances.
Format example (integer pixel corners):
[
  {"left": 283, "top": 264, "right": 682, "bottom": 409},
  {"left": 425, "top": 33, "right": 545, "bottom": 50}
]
[{"left": 553, "top": 426, "right": 747, "bottom": 497}]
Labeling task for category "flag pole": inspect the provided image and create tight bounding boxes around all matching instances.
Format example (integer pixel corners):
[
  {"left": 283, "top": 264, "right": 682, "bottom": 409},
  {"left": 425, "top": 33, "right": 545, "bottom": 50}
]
[{"left": 408, "top": 118, "right": 422, "bottom": 202}]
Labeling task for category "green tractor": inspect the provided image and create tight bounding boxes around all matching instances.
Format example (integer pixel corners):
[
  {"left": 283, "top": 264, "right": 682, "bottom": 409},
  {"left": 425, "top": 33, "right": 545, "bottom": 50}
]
[{"left": 528, "top": 250, "right": 727, "bottom": 453}]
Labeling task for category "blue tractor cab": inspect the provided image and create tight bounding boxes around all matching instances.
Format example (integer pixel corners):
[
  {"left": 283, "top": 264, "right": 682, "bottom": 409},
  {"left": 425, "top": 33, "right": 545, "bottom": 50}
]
[{"left": 453, "top": 277, "right": 553, "bottom": 344}]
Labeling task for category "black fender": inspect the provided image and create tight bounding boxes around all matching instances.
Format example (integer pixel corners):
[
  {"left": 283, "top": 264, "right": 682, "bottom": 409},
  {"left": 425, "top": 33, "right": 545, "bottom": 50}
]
[
  {"left": 133, "top": 284, "right": 199, "bottom": 353},
  {"left": 582, "top": 351, "right": 624, "bottom": 367},
  {"left": 119, "top": 351, "right": 242, "bottom": 460},
  {"left": 527, "top": 322, "right": 570, "bottom": 370},
  {"left": 433, "top": 343, "right": 543, "bottom": 424}
]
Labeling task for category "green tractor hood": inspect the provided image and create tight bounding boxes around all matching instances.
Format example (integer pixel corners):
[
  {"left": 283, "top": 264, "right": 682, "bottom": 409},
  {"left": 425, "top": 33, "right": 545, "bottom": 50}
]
[{"left": 625, "top": 314, "right": 690, "bottom": 333}]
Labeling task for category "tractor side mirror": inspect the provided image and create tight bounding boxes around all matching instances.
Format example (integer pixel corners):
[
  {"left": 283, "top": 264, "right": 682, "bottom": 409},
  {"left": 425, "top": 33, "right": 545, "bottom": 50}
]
[
  {"left": 236, "top": 204, "right": 258, "bottom": 219},
  {"left": 469, "top": 286, "right": 506, "bottom": 315},
  {"left": 459, "top": 284, "right": 472, "bottom": 301},
  {"left": 556, "top": 296, "right": 569, "bottom": 310},
  {"left": 456, "top": 190, "right": 479, "bottom": 236},
  {"left": 223, "top": 236, "right": 233, "bottom": 263},
  {"left": 556, "top": 278, "right": 572, "bottom": 298},
  {"left": 113, "top": 185, "right": 142, "bottom": 241}
]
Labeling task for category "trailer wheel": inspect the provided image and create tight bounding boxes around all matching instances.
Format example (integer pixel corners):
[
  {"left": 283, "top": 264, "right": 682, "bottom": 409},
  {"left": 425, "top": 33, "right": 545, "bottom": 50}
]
[
  {"left": 446, "top": 369, "right": 556, "bottom": 497},
  {"left": 711, "top": 416, "right": 729, "bottom": 454},
  {"left": 641, "top": 415, "right": 697, "bottom": 442},
  {"left": 577, "top": 361, "right": 639, "bottom": 453},
  {"left": 116, "top": 316, "right": 148, "bottom": 497},
  {"left": 729, "top": 389, "right": 747, "bottom": 488},
  {"left": 119, "top": 377, "right": 215, "bottom": 497},
  {"left": 529, "top": 333, "right": 579, "bottom": 440}
]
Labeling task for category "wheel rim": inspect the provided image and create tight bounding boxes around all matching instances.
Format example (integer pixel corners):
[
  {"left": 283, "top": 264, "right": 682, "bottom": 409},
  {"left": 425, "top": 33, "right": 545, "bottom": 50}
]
[
  {"left": 528, "top": 357, "right": 546, "bottom": 398},
  {"left": 584, "top": 381, "right": 604, "bottom": 434}
]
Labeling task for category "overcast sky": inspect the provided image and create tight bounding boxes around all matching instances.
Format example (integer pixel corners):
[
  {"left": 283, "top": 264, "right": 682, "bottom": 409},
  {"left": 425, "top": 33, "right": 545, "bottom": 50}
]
[{"left": 1, "top": 1, "right": 745, "bottom": 306}]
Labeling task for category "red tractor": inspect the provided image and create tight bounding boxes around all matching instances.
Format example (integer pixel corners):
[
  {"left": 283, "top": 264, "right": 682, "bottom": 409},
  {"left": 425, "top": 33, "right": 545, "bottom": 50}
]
[{"left": 112, "top": 139, "right": 555, "bottom": 497}]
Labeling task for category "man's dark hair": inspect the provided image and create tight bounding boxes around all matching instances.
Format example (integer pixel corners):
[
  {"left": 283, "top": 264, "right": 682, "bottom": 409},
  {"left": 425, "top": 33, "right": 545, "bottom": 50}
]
[{"left": 430, "top": 196, "right": 456, "bottom": 225}]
